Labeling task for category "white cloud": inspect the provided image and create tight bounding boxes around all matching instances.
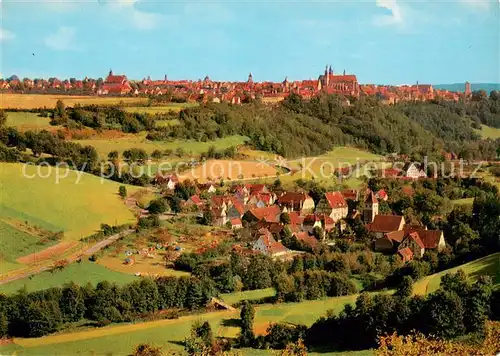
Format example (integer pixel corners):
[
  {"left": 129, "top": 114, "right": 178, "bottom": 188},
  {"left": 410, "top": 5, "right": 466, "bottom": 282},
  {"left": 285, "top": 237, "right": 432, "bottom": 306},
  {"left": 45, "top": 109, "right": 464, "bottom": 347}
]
[
  {"left": 107, "top": 0, "right": 165, "bottom": 30},
  {"left": 374, "top": 0, "right": 404, "bottom": 26},
  {"left": 44, "top": 27, "right": 78, "bottom": 51},
  {"left": 459, "top": 0, "right": 495, "bottom": 11},
  {"left": 0, "top": 28, "right": 16, "bottom": 42}
]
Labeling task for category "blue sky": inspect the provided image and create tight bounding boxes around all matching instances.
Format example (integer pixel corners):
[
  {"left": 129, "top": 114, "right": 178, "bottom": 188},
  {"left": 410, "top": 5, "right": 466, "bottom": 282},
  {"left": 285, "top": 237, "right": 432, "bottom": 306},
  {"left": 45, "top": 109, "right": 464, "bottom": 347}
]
[{"left": 1, "top": 0, "right": 499, "bottom": 84}]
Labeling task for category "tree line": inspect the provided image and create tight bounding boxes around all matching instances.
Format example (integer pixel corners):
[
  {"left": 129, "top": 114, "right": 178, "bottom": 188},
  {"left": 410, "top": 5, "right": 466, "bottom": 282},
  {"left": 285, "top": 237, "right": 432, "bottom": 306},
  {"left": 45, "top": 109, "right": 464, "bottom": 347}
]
[{"left": 0, "top": 276, "right": 215, "bottom": 338}]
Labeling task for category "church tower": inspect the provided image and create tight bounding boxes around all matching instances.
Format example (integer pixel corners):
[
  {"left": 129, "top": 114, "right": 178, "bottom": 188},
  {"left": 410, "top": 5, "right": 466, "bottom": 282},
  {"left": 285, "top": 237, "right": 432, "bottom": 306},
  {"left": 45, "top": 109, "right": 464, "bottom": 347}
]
[
  {"left": 363, "top": 191, "right": 379, "bottom": 223},
  {"left": 465, "top": 81, "right": 471, "bottom": 97},
  {"left": 248, "top": 72, "right": 253, "bottom": 84}
]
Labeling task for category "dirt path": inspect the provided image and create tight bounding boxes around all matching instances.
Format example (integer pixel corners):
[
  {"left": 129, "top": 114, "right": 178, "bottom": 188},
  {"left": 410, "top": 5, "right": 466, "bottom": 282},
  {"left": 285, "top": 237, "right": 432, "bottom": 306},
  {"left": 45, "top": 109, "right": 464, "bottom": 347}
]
[{"left": 0, "top": 229, "right": 135, "bottom": 285}]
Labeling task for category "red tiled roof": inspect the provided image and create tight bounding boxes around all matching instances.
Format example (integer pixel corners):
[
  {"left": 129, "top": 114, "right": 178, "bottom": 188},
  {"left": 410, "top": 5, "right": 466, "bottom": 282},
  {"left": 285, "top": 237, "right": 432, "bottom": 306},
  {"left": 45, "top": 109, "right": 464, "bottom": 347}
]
[
  {"left": 231, "top": 200, "right": 245, "bottom": 215},
  {"left": 303, "top": 214, "right": 320, "bottom": 225},
  {"left": 189, "top": 195, "right": 203, "bottom": 205},
  {"left": 106, "top": 74, "right": 127, "bottom": 83},
  {"left": 408, "top": 231, "right": 425, "bottom": 249},
  {"left": 385, "top": 230, "right": 405, "bottom": 243},
  {"left": 288, "top": 211, "right": 304, "bottom": 225},
  {"left": 293, "top": 231, "right": 318, "bottom": 247},
  {"left": 398, "top": 247, "right": 413, "bottom": 262},
  {"left": 324, "top": 192, "right": 347, "bottom": 209},
  {"left": 278, "top": 192, "right": 311, "bottom": 204},
  {"left": 368, "top": 215, "right": 404, "bottom": 233},
  {"left": 230, "top": 218, "right": 242, "bottom": 226},
  {"left": 248, "top": 205, "right": 281, "bottom": 222},
  {"left": 406, "top": 228, "right": 443, "bottom": 249},
  {"left": 341, "top": 189, "right": 358, "bottom": 201}
]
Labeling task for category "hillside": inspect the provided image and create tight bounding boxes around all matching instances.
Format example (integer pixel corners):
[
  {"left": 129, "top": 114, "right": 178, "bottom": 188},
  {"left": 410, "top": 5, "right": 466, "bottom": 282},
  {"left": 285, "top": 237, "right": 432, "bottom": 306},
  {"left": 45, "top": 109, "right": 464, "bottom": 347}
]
[
  {"left": 414, "top": 252, "right": 500, "bottom": 295},
  {"left": 434, "top": 83, "right": 500, "bottom": 93},
  {"left": 0, "top": 163, "right": 137, "bottom": 241}
]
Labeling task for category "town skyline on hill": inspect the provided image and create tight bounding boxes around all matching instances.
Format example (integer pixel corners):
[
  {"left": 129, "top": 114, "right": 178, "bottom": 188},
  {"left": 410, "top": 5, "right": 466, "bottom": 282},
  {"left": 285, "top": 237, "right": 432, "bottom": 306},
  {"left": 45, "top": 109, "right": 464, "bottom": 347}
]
[{"left": 1, "top": 1, "right": 499, "bottom": 84}]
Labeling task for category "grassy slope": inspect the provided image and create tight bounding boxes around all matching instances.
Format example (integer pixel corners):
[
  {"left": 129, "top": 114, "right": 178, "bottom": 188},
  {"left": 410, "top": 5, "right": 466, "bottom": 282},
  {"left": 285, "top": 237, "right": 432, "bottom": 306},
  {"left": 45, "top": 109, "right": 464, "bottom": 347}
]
[
  {"left": 5, "top": 112, "right": 54, "bottom": 131},
  {"left": 4, "top": 294, "right": 361, "bottom": 356},
  {"left": 0, "top": 261, "right": 137, "bottom": 294},
  {"left": 123, "top": 103, "right": 199, "bottom": 114},
  {"left": 413, "top": 252, "right": 500, "bottom": 295},
  {"left": 0, "top": 163, "right": 137, "bottom": 241},
  {"left": 221, "top": 288, "right": 276, "bottom": 305},
  {"left": 451, "top": 197, "right": 475, "bottom": 206},
  {"left": 73, "top": 134, "right": 248, "bottom": 158},
  {"left": 0, "top": 220, "right": 57, "bottom": 263},
  {"left": 475, "top": 124, "right": 500, "bottom": 139}
]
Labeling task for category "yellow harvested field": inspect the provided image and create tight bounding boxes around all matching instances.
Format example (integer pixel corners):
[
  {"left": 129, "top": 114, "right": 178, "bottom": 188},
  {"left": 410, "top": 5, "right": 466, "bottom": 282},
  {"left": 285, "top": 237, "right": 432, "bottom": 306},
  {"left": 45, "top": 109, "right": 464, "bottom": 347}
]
[
  {"left": 179, "top": 160, "right": 279, "bottom": 182},
  {"left": 0, "top": 94, "right": 146, "bottom": 109}
]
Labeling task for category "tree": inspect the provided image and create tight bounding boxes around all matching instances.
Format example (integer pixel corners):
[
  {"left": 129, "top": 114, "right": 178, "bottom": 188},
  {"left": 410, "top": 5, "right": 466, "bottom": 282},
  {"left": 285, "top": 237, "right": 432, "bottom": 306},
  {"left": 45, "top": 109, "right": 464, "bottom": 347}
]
[
  {"left": 108, "top": 150, "right": 119, "bottom": 160},
  {"left": 132, "top": 343, "right": 163, "bottom": 356},
  {"left": 151, "top": 149, "right": 162, "bottom": 160},
  {"left": 394, "top": 276, "right": 413, "bottom": 299},
  {"left": 0, "top": 110, "right": 7, "bottom": 127},
  {"left": 147, "top": 199, "right": 167, "bottom": 214},
  {"left": 280, "top": 212, "right": 291, "bottom": 225},
  {"left": 55, "top": 99, "right": 66, "bottom": 118},
  {"left": 200, "top": 209, "right": 215, "bottom": 226},
  {"left": 239, "top": 301, "right": 255, "bottom": 346},
  {"left": 119, "top": 185, "right": 127, "bottom": 199},
  {"left": 60, "top": 282, "right": 86, "bottom": 322}
]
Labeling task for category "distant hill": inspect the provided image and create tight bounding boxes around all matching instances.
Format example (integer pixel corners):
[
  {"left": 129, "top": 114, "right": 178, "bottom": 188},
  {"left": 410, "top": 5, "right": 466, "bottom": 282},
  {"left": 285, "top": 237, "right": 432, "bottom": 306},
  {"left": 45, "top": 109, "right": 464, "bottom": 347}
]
[{"left": 434, "top": 83, "right": 500, "bottom": 93}]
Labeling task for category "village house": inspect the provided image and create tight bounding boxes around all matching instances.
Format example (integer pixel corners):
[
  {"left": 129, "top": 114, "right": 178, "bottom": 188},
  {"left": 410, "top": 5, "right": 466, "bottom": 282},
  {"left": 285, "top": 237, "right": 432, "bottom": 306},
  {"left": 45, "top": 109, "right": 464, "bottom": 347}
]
[
  {"left": 243, "top": 205, "right": 281, "bottom": 224},
  {"left": 303, "top": 214, "right": 322, "bottom": 234},
  {"left": 154, "top": 173, "right": 179, "bottom": 190},
  {"left": 252, "top": 228, "right": 289, "bottom": 257},
  {"left": 374, "top": 225, "right": 446, "bottom": 261},
  {"left": 185, "top": 195, "right": 204, "bottom": 209},
  {"left": 315, "top": 192, "right": 348, "bottom": 221},
  {"left": 229, "top": 218, "right": 243, "bottom": 230},
  {"left": 198, "top": 183, "right": 217, "bottom": 194},
  {"left": 212, "top": 207, "right": 227, "bottom": 227},
  {"left": 277, "top": 192, "right": 315, "bottom": 214},
  {"left": 402, "top": 162, "right": 427, "bottom": 179},
  {"left": 226, "top": 200, "right": 246, "bottom": 220},
  {"left": 367, "top": 214, "right": 406, "bottom": 239}
]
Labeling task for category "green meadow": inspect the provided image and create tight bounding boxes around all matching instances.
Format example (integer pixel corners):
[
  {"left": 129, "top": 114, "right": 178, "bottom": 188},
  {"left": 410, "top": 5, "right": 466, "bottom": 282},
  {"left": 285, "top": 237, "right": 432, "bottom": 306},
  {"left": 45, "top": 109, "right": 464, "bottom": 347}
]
[
  {"left": 0, "top": 220, "right": 58, "bottom": 265},
  {"left": 2, "top": 293, "right": 362, "bottom": 356},
  {"left": 73, "top": 134, "right": 248, "bottom": 158},
  {"left": 475, "top": 124, "right": 500, "bottom": 139},
  {"left": 123, "top": 103, "right": 199, "bottom": 114},
  {"left": 413, "top": 252, "right": 500, "bottom": 295},
  {"left": 0, "top": 261, "right": 137, "bottom": 294},
  {"left": 5, "top": 111, "right": 54, "bottom": 131},
  {"left": 0, "top": 163, "right": 137, "bottom": 241}
]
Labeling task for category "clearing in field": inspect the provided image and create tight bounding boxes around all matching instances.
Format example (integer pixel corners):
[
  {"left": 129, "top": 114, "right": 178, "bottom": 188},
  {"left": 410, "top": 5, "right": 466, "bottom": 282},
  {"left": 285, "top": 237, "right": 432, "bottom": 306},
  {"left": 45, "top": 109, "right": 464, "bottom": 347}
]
[
  {"left": 413, "top": 252, "right": 500, "bottom": 295},
  {"left": 0, "top": 94, "right": 146, "bottom": 109},
  {"left": 4, "top": 111, "right": 57, "bottom": 131},
  {"left": 73, "top": 134, "right": 248, "bottom": 158},
  {"left": 5, "top": 293, "right": 362, "bottom": 355},
  {"left": 475, "top": 124, "right": 500, "bottom": 139},
  {"left": 451, "top": 197, "right": 475, "bottom": 206},
  {"left": 179, "top": 159, "right": 279, "bottom": 182},
  {"left": 0, "top": 163, "right": 137, "bottom": 241},
  {"left": 123, "top": 103, "right": 199, "bottom": 114},
  {"left": 0, "top": 261, "right": 137, "bottom": 295}
]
